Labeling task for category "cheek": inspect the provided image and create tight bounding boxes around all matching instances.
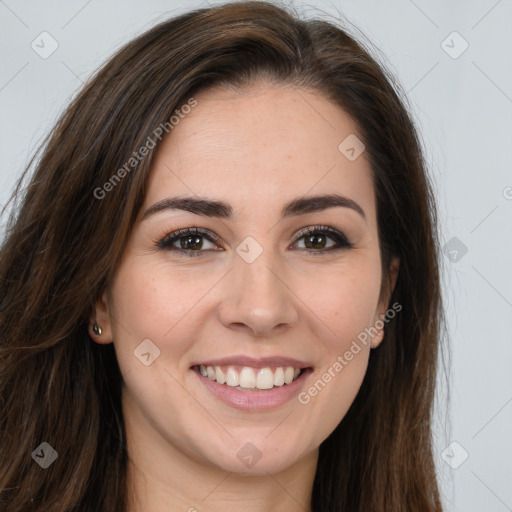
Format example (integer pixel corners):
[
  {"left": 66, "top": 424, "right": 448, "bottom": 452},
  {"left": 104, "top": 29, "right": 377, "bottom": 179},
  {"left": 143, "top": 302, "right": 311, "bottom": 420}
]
[
  {"left": 291, "top": 261, "right": 380, "bottom": 426},
  {"left": 296, "top": 259, "right": 382, "bottom": 350},
  {"left": 109, "top": 258, "right": 225, "bottom": 370}
]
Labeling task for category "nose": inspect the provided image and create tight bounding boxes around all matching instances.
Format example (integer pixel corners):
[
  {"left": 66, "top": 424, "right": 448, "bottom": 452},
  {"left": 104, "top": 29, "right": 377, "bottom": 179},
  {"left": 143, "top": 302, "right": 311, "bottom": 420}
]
[{"left": 217, "top": 247, "right": 299, "bottom": 337}]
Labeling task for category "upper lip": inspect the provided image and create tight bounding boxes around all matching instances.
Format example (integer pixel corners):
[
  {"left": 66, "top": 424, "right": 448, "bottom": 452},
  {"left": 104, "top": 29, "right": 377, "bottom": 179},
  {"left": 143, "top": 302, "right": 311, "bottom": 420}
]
[{"left": 191, "top": 356, "right": 312, "bottom": 369}]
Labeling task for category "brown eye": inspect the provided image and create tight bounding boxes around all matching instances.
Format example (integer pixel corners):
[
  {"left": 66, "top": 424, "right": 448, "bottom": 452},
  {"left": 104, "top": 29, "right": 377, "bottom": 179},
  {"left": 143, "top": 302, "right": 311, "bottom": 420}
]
[
  {"left": 291, "top": 226, "right": 354, "bottom": 254},
  {"left": 157, "top": 228, "right": 221, "bottom": 255}
]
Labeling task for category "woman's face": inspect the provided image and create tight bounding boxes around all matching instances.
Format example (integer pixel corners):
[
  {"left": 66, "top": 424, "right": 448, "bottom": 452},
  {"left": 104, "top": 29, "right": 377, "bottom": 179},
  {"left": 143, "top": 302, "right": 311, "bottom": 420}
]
[{"left": 94, "top": 82, "right": 399, "bottom": 475}]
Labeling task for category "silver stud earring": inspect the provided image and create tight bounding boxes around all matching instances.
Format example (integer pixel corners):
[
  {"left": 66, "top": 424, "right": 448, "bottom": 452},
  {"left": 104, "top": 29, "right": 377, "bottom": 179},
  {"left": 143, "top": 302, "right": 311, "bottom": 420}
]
[{"left": 92, "top": 323, "right": 102, "bottom": 336}]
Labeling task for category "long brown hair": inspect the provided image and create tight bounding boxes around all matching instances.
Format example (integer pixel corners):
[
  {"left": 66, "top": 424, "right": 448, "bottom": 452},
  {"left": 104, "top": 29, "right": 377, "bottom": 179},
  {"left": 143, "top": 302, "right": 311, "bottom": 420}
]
[{"left": 0, "top": 1, "right": 446, "bottom": 510}]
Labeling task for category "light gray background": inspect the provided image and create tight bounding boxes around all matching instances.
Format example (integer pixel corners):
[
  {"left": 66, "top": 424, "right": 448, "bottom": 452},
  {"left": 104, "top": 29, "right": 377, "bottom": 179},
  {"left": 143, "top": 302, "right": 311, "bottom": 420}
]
[{"left": 1, "top": 1, "right": 511, "bottom": 510}]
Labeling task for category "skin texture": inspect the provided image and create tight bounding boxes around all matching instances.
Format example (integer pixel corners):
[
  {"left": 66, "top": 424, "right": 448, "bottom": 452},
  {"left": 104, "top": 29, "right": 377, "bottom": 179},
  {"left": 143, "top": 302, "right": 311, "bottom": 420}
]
[{"left": 91, "top": 82, "right": 399, "bottom": 512}]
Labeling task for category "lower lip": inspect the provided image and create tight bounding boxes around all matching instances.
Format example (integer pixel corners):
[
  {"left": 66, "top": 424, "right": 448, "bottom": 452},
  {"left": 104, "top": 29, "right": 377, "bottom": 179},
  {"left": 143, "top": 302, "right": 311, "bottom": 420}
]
[{"left": 193, "top": 367, "right": 313, "bottom": 412}]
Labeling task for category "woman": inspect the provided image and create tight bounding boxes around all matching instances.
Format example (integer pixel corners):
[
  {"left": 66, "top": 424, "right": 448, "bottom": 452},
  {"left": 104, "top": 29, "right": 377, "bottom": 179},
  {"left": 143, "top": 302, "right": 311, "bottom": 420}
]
[{"left": 0, "top": 1, "right": 445, "bottom": 511}]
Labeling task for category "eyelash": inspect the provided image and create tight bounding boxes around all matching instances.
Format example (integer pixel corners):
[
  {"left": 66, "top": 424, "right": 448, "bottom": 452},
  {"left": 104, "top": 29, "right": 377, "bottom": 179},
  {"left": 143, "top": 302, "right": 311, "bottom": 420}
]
[{"left": 156, "top": 225, "right": 354, "bottom": 257}]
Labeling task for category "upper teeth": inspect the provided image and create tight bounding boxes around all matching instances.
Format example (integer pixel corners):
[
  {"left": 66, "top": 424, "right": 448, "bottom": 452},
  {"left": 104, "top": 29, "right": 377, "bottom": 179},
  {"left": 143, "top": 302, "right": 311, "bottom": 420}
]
[{"left": 199, "top": 365, "right": 301, "bottom": 390}]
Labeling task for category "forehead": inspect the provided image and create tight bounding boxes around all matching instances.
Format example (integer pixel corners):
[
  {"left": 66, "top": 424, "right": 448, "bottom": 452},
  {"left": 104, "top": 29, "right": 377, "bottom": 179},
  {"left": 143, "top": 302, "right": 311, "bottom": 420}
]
[{"left": 144, "top": 83, "right": 377, "bottom": 228}]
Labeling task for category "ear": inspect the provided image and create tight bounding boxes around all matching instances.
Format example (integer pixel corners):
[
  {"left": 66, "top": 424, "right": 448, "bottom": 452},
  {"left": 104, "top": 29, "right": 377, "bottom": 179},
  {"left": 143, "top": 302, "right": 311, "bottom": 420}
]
[
  {"left": 89, "top": 289, "right": 113, "bottom": 344},
  {"left": 371, "top": 256, "right": 400, "bottom": 349}
]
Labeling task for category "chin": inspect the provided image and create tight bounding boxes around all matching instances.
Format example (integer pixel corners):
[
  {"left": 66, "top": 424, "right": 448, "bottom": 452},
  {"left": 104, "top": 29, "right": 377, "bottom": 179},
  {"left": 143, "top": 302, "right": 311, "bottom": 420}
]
[{"left": 197, "top": 434, "right": 310, "bottom": 475}]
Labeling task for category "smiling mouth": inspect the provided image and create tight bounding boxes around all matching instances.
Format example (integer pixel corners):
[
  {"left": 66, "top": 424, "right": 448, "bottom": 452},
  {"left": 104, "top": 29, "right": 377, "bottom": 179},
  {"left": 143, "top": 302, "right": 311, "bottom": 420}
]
[{"left": 194, "top": 364, "right": 306, "bottom": 391}]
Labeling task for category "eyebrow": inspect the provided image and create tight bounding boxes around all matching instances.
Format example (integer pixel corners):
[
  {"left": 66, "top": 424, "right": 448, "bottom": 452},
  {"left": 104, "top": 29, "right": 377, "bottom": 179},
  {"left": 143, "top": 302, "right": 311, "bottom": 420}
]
[{"left": 142, "top": 193, "right": 366, "bottom": 222}]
